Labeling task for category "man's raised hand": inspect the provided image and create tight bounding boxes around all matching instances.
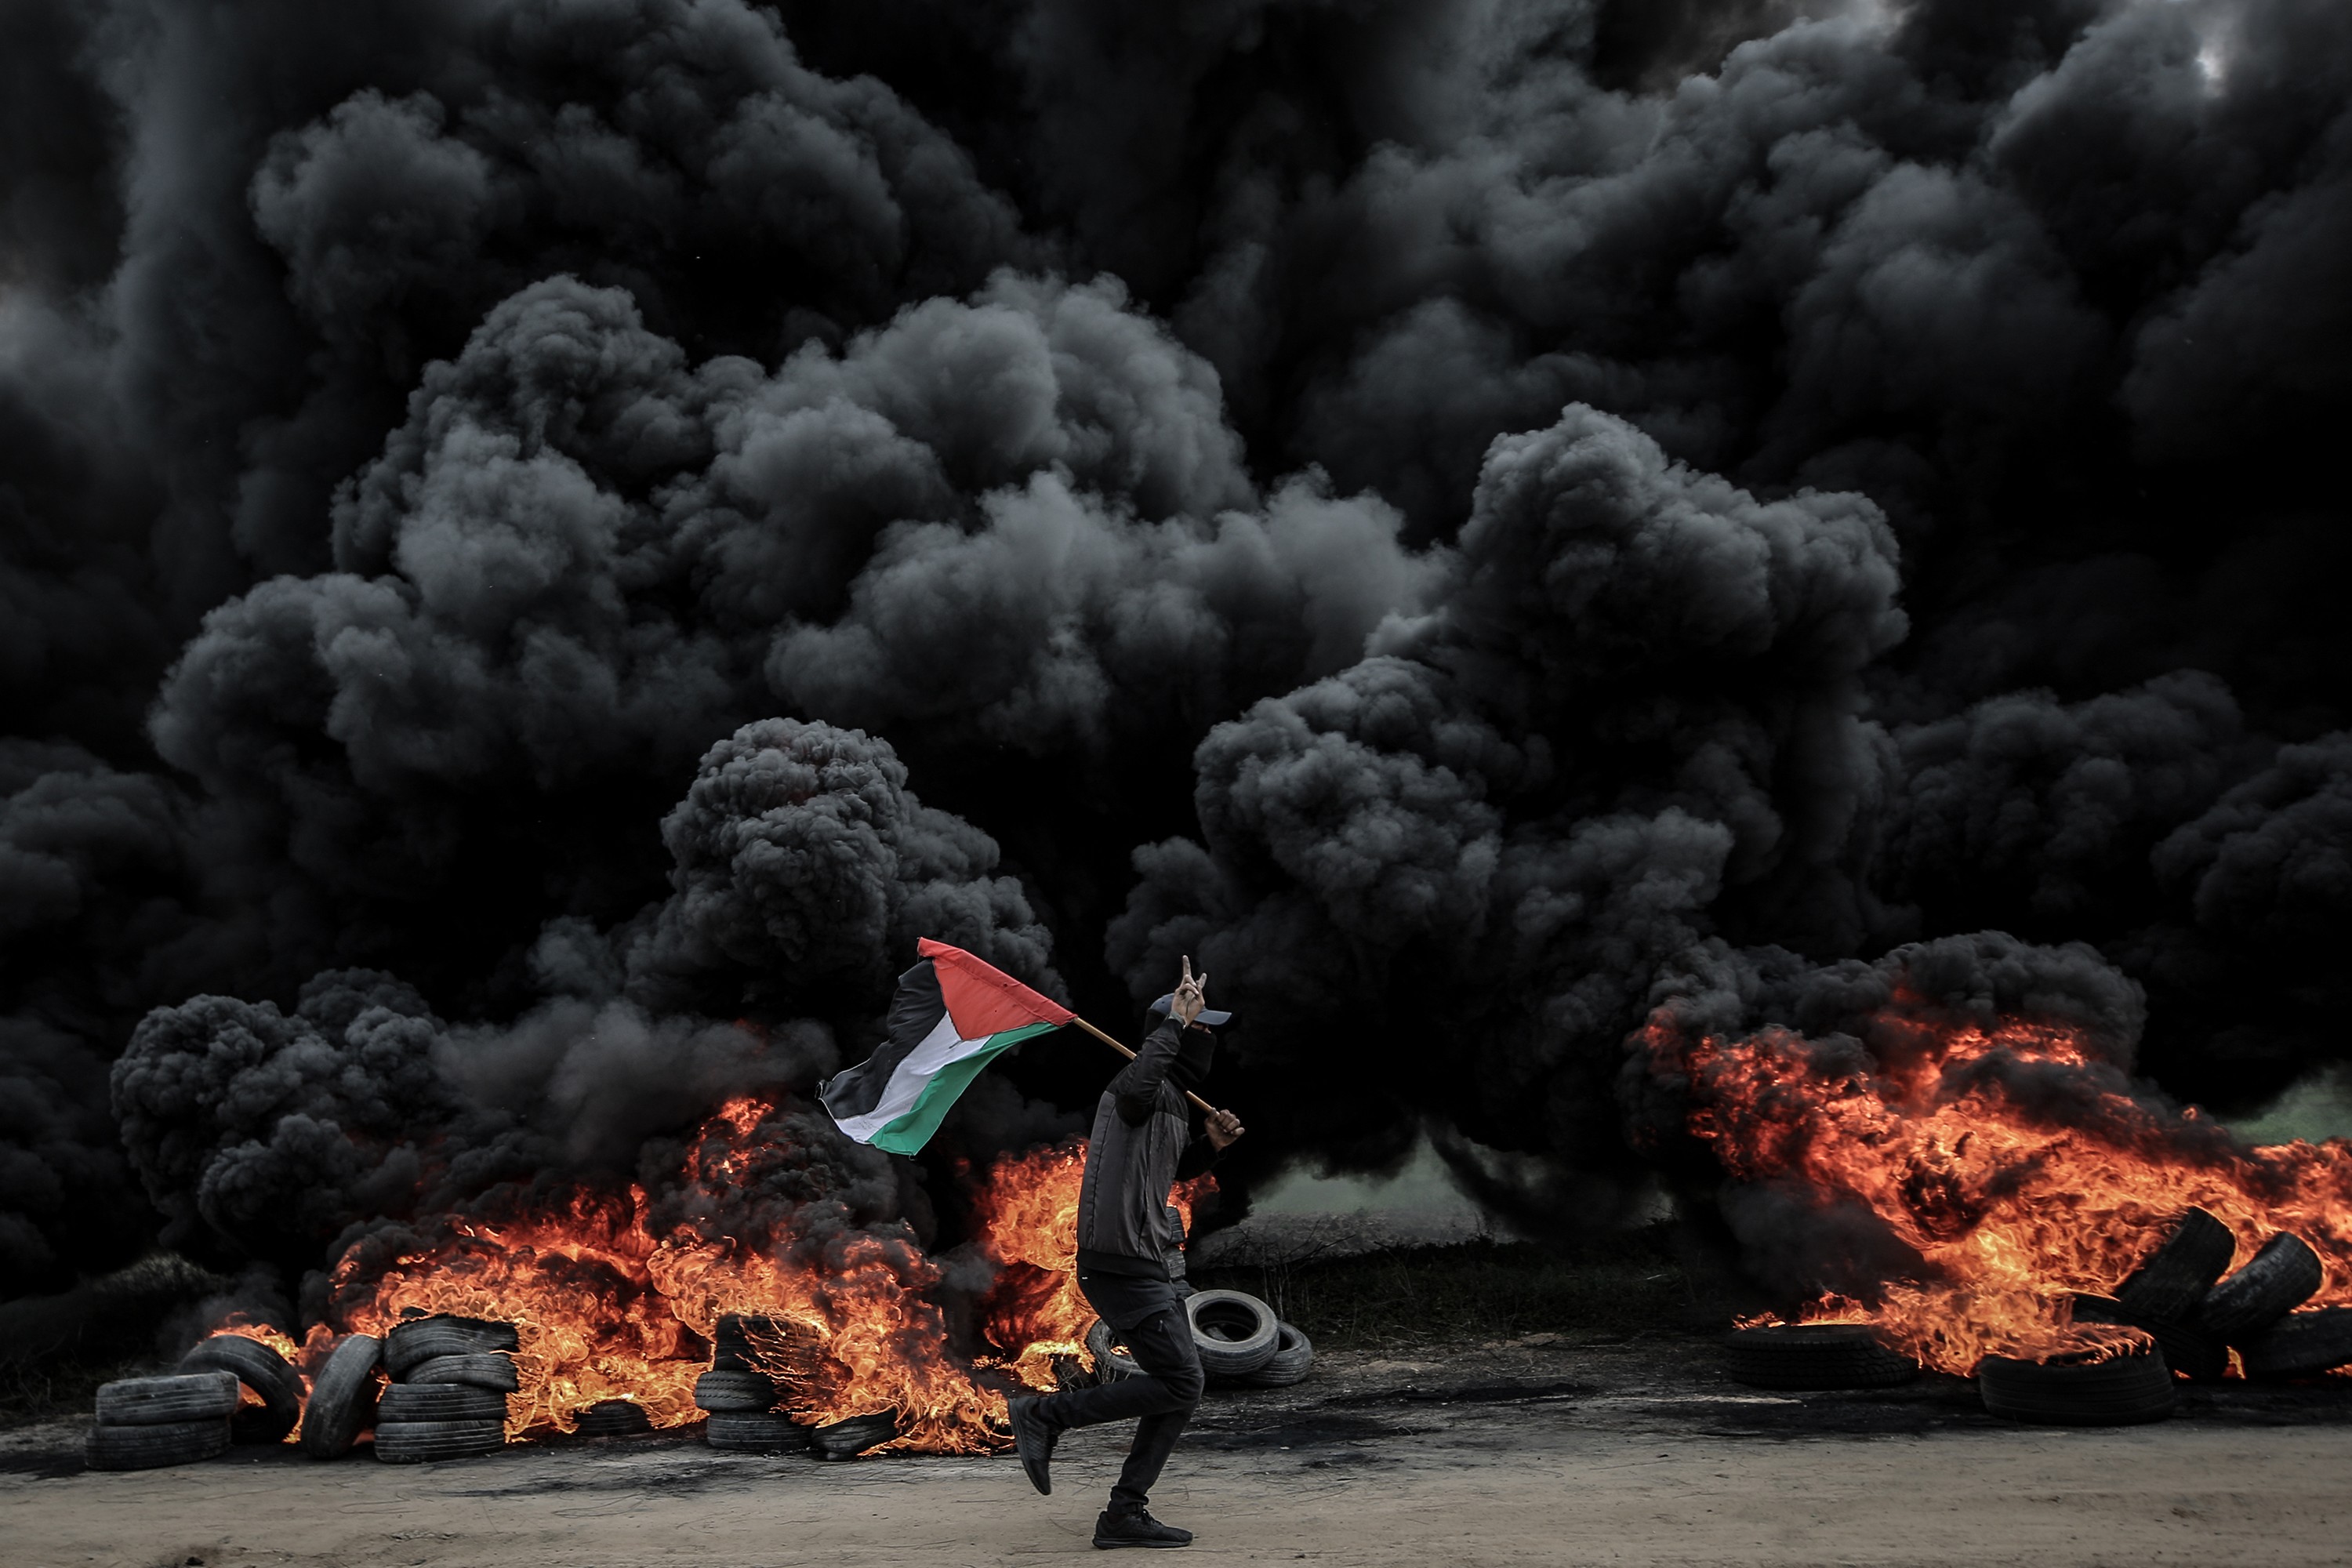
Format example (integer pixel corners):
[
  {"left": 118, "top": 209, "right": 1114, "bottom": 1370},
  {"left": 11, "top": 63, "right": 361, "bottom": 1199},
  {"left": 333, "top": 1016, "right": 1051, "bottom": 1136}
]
[
  {"left": 1204, "top": 1109, "right": 1245, "bottom": 1150},
  {"left": 1171, "top": 955, "right": 1210, "bottom": 1026}
]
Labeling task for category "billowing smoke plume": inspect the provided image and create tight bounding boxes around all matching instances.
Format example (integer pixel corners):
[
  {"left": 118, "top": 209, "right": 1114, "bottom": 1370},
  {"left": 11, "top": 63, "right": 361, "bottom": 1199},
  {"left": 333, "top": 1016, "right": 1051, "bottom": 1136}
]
[{"left": 3, "top": 0, "right": 2349, "bottom": 1299}]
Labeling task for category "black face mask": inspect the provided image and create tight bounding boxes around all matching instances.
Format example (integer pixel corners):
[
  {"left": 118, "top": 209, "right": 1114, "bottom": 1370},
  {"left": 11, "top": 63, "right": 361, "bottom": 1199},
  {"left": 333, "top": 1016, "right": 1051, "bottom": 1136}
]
[{"left": 1171, "top": 1029, "right": 1216, "bottom": 1091}]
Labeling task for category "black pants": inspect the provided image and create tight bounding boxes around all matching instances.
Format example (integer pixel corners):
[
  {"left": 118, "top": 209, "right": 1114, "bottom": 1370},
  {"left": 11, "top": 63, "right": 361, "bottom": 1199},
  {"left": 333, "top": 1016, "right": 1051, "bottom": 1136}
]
[{"left": 1033, "top": 1269, "right": 1203, "bottom": 1512}]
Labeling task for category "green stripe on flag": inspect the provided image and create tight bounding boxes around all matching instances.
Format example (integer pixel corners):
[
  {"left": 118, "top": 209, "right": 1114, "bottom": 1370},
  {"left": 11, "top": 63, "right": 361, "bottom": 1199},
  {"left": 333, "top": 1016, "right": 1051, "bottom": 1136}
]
[{"left": 867, "top": 1021, "right": 1062, "bottom": 1156}]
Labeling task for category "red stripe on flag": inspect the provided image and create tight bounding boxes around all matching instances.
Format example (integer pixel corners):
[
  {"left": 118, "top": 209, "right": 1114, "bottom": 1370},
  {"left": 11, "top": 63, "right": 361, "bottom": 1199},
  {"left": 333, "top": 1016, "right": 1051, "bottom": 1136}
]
[{"left": 916, "top": 938, "right": 1073, "bottom": 1039}]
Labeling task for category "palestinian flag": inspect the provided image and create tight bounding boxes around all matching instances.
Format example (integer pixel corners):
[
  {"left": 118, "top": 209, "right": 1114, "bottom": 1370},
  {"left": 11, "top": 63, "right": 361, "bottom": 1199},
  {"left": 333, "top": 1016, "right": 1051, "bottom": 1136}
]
[{"left": 821, "top": 939, "right": 1073, "bottom": 1155}]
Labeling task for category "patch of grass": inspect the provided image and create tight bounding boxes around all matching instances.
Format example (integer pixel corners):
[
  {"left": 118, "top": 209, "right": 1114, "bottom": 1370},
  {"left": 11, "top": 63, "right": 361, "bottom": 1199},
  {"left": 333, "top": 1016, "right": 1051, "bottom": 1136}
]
[
  {"left": 0, "top": 1253, "right": 231, "bottom": 1427},
  {"left": 1191, "top": 1225, "right": 1711, "bottom": 1354}
]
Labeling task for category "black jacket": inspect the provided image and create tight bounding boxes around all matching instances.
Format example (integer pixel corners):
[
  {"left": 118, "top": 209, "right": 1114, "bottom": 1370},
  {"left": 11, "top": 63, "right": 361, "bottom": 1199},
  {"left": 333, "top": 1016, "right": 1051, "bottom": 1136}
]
[{"left": 1073, "top": 1017, "right": 1220, "bottom": 1279}]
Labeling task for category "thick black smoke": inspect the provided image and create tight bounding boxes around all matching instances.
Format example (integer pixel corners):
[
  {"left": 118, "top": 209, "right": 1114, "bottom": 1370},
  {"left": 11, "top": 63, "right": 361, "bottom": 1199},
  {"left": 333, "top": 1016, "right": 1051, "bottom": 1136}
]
[{"left": 2, "top": 0, "right": 2349, "bottom": 1298}]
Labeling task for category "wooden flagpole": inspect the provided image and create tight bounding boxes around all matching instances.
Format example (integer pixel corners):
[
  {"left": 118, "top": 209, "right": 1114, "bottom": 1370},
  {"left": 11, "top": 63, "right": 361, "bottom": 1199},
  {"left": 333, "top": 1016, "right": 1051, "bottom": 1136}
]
[{"left": 1070, "top": 1015, "right": 1221, "bottom": 1116}]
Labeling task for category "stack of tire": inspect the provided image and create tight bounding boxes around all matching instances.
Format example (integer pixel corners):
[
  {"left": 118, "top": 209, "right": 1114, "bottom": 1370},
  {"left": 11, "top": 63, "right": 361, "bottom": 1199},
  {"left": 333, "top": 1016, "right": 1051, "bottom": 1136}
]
[
  {"left": 694, "top": 1314, "right": 899, "bottom": 1458},
  {"left": 371, "top": 1315, "right": 518, "bottom": 1463},
  {"left": 2067, "top": 1207, "right": 2339, "bottom": 1387},
  {"left": 697, "top": 1314, "right": 804, "bottom": 1452},
  {"left": 1086, "top": 1289, "right": 1315, "bottom": 1390},
  {"left": 85, "top": 1370, "right": 243, "bottom": 1471}
]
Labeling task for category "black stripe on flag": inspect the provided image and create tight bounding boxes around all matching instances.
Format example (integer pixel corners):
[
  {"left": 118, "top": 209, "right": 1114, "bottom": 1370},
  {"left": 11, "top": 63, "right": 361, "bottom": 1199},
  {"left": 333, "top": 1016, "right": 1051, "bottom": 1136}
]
[{"left": 819, "top": 957, "right": 946, "bottom": 1122}]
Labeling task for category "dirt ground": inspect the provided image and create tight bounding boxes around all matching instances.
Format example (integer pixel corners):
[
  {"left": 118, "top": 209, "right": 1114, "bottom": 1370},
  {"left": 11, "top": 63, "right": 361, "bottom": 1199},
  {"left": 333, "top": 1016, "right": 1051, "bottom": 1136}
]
[{"left": 9, "top": 1336, "right": 2352, "bottom": 1567}]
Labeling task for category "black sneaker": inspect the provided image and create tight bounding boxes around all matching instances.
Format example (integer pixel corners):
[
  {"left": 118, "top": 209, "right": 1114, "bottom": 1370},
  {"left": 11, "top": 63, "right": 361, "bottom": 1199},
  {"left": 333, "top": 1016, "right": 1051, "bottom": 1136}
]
[
  {"left": 1092, "top": 1508, "right": 1192, "bottom": 1548},
  {"left": 1007, "top": 1396, "right": 1054, "bottom": 1496}
]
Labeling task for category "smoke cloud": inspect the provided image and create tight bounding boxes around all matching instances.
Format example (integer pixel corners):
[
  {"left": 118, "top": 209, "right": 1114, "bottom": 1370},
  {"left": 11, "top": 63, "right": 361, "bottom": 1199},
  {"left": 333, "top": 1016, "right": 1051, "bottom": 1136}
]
[{"left": 0, "top": 0, "right": 2347, "bottom": 1298}]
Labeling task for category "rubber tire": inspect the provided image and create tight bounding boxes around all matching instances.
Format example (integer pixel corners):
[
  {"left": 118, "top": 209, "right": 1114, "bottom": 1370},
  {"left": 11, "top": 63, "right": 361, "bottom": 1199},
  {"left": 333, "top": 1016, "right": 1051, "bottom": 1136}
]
[
  {"left": 2241, "top": 1307, "right": 2352, "bottom": 1379},
  {"left": 300, "top": 1333, "right": 382, "bottom": 1460},
  {"left": 695, "top": 1368, "right": 777, "bottom": 1411},
  {"left": 2114, "top": 1207, "right": 2236, "bottom": 1321},
  {"left": 86, "top": 1417, "right": 231, "bottom": 1471},
  {"left": 1087, "top": 1319, "right": 1142, "bottom": 1381},
  {"left": 2198, "top": 1232, "right": 2323, "bottom": 1341},
  {"left": 1721, "top": 1324, "right": 1920, "bottom": 1390},
  {"left": 378, "top": 1383, "right": 510, "bottom": 1424},
  {"left": 1978, "top": 1345, "right": 2176, "bottom": 1426},
  {"left": 2070, "top": 1294, "right": 2227, "bottom": 1382},
  {"left": 1164, "top": 1204, "right": 1188, "bottom": 1283},
  {"left": 374, "top": 1418, "right": 506, "bottom": 1463},
  {"left": 1185, "top": 1290, "right": 1279, "bottom": 1377},
  {"left": 705, "top": 1410, "right": 808, "bottom": 1451},
  {"left": 178, "top": 1334, "right": 302, "bottom": 1443},
  {"left": 383, "top": 1317, "right": 519, "bottom": 1380},
  {"left": 400, "top": 1352, "right": 519, "bottom": 1392},
  {"left": 711, "top": 1314, "right": 793, "bottom": 1373},
  {"left": 810, "top": 1412, "right": 899, "bottom": 1460},
  {"left": 1232, "top": 1323, "right": 1315, "bottom": 1388},
  {"left": 574, "top": 1399, "right": 652, "bottom": 1436},
  {"left": 94, "top": 1370, "right": 241, "bottom": 1426}
]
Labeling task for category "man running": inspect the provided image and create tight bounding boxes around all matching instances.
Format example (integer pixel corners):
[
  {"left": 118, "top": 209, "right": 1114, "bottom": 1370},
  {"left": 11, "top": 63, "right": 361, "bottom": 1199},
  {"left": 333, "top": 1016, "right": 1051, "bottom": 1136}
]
[{"left": 1009, "top": 957, "right": 1244, "bottom": 1549}]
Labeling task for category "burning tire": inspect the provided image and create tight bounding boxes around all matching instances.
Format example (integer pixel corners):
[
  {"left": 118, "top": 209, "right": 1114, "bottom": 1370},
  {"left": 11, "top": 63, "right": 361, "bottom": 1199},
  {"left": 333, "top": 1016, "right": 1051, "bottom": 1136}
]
[
  {"left": 1977, "top": 1340, "right": 2176, "bottom": 1426},
  {"left": 809, "top": 1411, "right": 900, "bottom": 1460},
  {"left": 373, "top": 1417, "right": 506, "bottom": 1463},
  {"left": 1720, "top": 1324, "right": 1918, "bottom": 1390},
  {"left": 1232, "top": 1322, "right": 1315, "bottom": 1388},
  {"left": 2240, "top": 1307, "right": 2352, "bottom": 1379},
  {"left": 94, "top": 1370, "right": 242, "bottom": 1425},
  {"left": 2069, "top": 1294, "right": 2227, "bottom": 1382},
  {"left": 299, "top": 1333, "right": 382, "bottom": 1460},
  {"left": 2114, "top": 1207, "right": 2236, "bottom": 1321},
  {"left": 575, "top": 1399, "right": 652, "bottom": 1437},
  {"left": 695, "top": 1368, "right": 777, "bottom": 1411},
  {"left": 2198, "top": 1232, "right": 2323, "bottom": 1341},
  {"left": 177, "top": 1334, "right": 302, "bottom": 1443},
  {"left": 710, "top": 1314, "right": 786, "bottom": 1373},
  {"left": 400, "top": 1352, "right": 520, "bottom": 1392},
  {"left": 383, "top": 1316, "right": 519, "bottom": 1380},
  {"left": 704, "top": 1410, "right": 807, "bottom": 1451},
  {"left": 85, "top": 1417, "right": 231, "bottom": 1471},
  {"left": 1185, "top": 1290, "right": 1279, "bottom": 1378},
  {"left": 1087, "top": 1318, "right": 1141, "bottom": 1381},
  {"left": 378, "top": 1383, "right": 510, "bottom": 1423}
]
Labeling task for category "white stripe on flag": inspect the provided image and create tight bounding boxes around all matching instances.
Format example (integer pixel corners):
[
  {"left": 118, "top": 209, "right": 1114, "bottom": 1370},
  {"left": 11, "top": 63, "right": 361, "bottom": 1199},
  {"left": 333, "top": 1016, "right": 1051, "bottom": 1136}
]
[{"left": 830, "top": 1010, "right": 988, "bottom": 1143}]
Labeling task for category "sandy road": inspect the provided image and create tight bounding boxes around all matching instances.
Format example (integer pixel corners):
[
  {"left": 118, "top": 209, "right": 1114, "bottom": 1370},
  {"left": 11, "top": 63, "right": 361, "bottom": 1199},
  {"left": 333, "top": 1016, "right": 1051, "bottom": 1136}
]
[{"left": 9, "top": 1392, "right": 2352, "bottom": 1568}]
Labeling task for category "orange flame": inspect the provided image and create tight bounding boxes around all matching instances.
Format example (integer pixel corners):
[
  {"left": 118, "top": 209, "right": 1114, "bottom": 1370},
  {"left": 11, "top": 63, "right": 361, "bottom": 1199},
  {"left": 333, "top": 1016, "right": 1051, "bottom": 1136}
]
[
  {"left": 1653, "top": 1007, "right": 2352, "bottom": 1374},
  {"left": 287, "top": 1094, "right": 1192, "bottom": 1453}
]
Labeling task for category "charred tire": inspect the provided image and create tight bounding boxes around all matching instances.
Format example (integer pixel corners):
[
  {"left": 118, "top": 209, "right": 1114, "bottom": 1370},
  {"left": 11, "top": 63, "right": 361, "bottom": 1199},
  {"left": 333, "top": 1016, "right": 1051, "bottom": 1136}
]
[
  {"left": 704, "top": 1410, "right": 807, "bottom": 1451},
  {"left": 400, "top": 1352, "right": 518, "bottom": 1392},
  {"left": 1185, "top": 1290, "right": 1279, "bottom": 1377},
  {"left": 2114, "top": 1207, "right": 2237, "bottom": 1321},
  {"left": 695, "top": 1369, "right": 777, "bottom": 1411},
  {"left": 95, "top": 1370, "right": 242, "bottom": 1426},
  {"left": 1977, "top": 1347, "right": 2176, "bottom": 1426},
  {"left": 1087, "top": 1319, "right": 1142, "bottom": 1382},
  {"left": 383, "top": 1317, "right": 519, "bottom": 1380},
  {"left": 177, "top": 1334, "right": 302, "bottom": 1443},
  {"left": 2198, "top": 1233, "right": 2323, "bottom": 1341},
  {"left": 710, "top": 1314, "right": 788, "bottom": 1373},
  {"left": 2240, "top": 1308, "right": 2352, "bottom": 1379},
  {"left": 574, "top": 1400, "right": 652, "bottom": 1437},
  {"left": 810, "top": 1412, "right": 899, "bottom": 1460},
  {"left": 299, "top": 1334, "right": 382, "bottom": 1460},
  {"left": 1233, "top": 1323, "right": 1315, "bottom": 1388},
  {"left": 1721, "top": 1325, "right": 1919, "bottom": 1390},
  {"left": 2070, "top": 1294, "right": 2227, "bottom": 1382},
  {"left": 373, "top": 1417, "right": 506, "bottom": 1463},
  {"left": 86, "top": 1417, "right": 231, "bottom": 1470},
  {"left": 377, "top": 1383, "right": 510, "bottom": 1424}
]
